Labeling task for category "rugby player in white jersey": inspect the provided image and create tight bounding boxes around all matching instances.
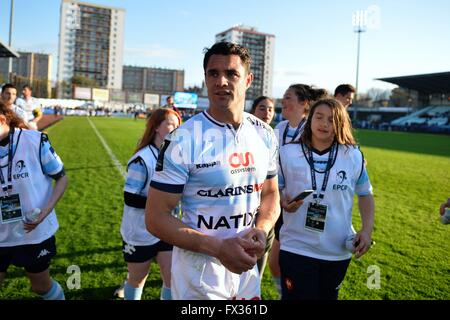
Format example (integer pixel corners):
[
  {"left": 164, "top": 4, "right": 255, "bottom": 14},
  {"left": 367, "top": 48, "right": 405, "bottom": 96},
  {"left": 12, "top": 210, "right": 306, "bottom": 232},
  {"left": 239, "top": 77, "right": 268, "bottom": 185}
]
[{"left": 145, "top": 42, "right": 280, "bottom": 300}]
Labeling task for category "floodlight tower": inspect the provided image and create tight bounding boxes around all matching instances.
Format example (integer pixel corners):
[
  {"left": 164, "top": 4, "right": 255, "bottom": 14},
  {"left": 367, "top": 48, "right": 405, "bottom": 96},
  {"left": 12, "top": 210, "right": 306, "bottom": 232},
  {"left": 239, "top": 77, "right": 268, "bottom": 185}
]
[
  {"left": 8, "top": 0, "right": 14, "bottom": 82},
  {"left": 352, "top": 9, "right": 368, "bottom": 121}
]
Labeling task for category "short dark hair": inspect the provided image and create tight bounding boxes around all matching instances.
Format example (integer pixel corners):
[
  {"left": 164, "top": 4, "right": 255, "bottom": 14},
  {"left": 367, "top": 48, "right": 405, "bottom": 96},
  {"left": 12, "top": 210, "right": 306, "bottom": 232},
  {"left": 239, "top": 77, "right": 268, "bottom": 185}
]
[
  {"left": 251, "top": 96, "right": 274, "bottom": 114},
  {"left": 334, "top": 84, "right": 356, "bottom": 97},
  {"left": 203, "top": 42, "right": 252, "bottom": 73},
  {"left": 288, "top": 84, "right": 328, "bottom": 103},
  {"left": 22, "top": 84, "right": 32, "bottom": 91},
  {"left": 1, "top": 83, "right": 17, "bottom": 93}
]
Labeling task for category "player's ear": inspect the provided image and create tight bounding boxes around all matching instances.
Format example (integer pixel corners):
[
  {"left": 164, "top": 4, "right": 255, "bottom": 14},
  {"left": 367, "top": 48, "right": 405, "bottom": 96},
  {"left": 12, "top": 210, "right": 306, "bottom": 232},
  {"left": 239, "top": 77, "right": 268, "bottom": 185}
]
[{"left": 245, "top": 72, "right": 254, "bottom": 89}]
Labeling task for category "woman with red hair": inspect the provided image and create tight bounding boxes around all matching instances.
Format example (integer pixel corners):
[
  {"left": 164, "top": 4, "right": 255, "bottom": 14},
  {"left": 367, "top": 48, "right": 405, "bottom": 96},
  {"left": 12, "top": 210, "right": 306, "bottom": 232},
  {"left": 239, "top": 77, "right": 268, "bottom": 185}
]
[{"left": 119, "top": 108, "right": 181, "bottom": 300}]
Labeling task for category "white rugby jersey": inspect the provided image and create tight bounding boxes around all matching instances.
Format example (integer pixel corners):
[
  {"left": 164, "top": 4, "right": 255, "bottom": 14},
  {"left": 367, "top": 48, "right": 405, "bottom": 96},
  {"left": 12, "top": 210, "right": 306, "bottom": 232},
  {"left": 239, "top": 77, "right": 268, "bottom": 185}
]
[
  {"left": 121, "top": 144, "right": 161, "bottom": 246},
  {"left": 150, "top": 111, "right": 278, "bottom": 240},
  {"left": 16, "top": 97, "right": 40, "bottom": 120},
  {"left": 274, "top": 119, "right": 306, "bottom": 147},
  {"left": 0, "top": 129, "right": 64, "bottom": 247},
  {"left": 12, "top": 104, "right": 29, "bottom": 123},
  {"left": 278, "top": 142, "right": 373, "bottom": 261}
]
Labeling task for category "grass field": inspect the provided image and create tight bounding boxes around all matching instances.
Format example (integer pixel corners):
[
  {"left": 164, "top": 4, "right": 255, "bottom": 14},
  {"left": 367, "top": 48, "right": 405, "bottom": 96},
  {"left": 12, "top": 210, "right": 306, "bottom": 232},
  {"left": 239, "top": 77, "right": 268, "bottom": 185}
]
[{"left": 0, "top": 116, "right": 449, "bottom": 300}]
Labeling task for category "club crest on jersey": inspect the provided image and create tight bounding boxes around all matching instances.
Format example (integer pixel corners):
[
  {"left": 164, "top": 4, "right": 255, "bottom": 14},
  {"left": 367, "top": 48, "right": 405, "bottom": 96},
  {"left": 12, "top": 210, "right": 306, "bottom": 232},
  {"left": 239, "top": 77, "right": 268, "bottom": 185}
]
[
  {"left": 13, "top": 160, "right": 29, "bottom": 180},
  {"left": 333, "top": 170, "right": 348, "bottom": 191}
]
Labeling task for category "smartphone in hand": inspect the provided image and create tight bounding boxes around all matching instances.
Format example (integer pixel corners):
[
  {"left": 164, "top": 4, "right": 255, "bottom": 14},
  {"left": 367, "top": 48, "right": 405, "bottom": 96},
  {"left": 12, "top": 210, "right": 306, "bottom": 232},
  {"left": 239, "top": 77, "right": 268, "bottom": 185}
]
[{"left": 288, "top": 190, "right": 314, "bottom": 204}]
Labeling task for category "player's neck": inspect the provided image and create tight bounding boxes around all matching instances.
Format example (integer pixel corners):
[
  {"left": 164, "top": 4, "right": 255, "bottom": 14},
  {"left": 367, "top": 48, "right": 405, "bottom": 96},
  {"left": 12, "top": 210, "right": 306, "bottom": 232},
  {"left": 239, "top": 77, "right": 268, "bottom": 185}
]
[
  {"left": 288, "top": 115, "right": 305, "bottom": 128},
  {"left": 311, "top": 136, "right": 333, "bottom": 152},
  {"left": 207, "top": 107, "right": 243, "bottom": 129},
  {"left": 153, "top": 136, "right": 163, "bottom": 150}
]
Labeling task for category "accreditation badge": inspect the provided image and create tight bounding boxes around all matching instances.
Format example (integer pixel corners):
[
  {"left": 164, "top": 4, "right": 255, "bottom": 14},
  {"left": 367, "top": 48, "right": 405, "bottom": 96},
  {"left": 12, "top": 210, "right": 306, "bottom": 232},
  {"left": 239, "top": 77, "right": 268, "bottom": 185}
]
[
  {"left": 0, "top": 194, "right": 23, "bottom": 224},
  {"left": 305, "top": 202, "right": 327, "bottom": 232}
]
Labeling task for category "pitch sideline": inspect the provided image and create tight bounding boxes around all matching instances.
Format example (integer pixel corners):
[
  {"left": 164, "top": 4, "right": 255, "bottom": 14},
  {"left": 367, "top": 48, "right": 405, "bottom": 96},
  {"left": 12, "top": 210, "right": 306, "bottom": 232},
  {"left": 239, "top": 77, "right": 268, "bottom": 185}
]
[{"left": 87, "top": 117, "right": 127, "bottom": 180}]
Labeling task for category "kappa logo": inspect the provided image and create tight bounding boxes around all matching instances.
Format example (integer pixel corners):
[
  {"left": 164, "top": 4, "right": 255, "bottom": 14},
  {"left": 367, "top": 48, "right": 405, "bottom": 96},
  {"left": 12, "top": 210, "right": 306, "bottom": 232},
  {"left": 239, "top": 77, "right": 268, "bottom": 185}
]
[
  {"left": 123, "top": 243, "right": 136, "bottom": 255},
  {"left": 195, "top": 161, "right": 221, "bottom": 169},
  {"left": 37, "top": 249, "right": 51, "bottom": 259}
]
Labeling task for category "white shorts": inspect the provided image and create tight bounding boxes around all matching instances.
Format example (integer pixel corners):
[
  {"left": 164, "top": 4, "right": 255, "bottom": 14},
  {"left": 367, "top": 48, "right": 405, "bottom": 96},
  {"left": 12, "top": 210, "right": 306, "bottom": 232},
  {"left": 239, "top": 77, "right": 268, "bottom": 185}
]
[{"left": 171, "top": 246, "right": 261, "bottom": 300}]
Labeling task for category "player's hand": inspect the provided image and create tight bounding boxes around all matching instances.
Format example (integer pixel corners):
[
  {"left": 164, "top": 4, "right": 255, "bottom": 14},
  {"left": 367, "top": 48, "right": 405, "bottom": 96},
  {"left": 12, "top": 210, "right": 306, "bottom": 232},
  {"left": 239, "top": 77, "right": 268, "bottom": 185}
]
[
  {"left": 354, "top": 230, "right": 372, "bottom": 259},
  {"left": 23, "top": 209, "right": 48, "bottom": 232},
  {"left": 217, "top": 237, "right": 258, "bottom": 274},
  {"left": 242, "top": 228, "right": 266, "bottom": 259}
]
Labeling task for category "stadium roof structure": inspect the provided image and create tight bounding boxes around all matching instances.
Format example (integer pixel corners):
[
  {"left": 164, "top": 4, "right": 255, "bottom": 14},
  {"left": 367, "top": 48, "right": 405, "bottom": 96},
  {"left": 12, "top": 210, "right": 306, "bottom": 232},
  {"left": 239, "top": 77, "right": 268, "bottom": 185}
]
[
  {"left": 377, "top": 72, "right": 450, "bottom": 94},
  {"left": 0, "top": 40, "right": 19, "bottom": 58}
]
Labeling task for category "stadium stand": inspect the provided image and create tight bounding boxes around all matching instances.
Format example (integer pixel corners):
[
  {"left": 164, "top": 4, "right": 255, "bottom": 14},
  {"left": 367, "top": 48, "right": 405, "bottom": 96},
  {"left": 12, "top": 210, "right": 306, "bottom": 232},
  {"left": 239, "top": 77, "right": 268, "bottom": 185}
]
[
  {"left": 390, "top": 106, "right": 450, "bottom": 134},
  {"left": 378, "top": 72, "right": 450, "bottom": 134}
]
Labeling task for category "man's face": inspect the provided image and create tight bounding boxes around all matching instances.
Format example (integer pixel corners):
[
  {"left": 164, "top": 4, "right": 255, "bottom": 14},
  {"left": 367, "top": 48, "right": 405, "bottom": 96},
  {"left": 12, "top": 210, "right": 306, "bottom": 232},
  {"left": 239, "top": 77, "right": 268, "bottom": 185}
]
[
  {"left": 22, "top": 87, "right": 32, "bottom": 99},
  {"left": 336, "top": 92, "right": 354, "bottom": 108},
  {"left": 1, "top": 88, "right": 17, "bottom": 106},
  {"left": 167, "top": 97, "right": 174, "bottom": 106},
  {"left": 205, "top": 54, "right": 253, "bottom": 112}
]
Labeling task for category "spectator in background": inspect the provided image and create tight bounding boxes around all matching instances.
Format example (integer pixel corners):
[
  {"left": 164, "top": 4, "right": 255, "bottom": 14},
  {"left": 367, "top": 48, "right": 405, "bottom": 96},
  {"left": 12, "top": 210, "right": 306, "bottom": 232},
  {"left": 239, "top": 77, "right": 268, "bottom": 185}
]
[
  {"left": 16, "top": 85, "right": 42, "bottom": 130},
  {"left": 1, "top": 84, "right": 29, "bottom": 126},
  {"left": 251, "top": 96, "right": 275, "bottom": 125},
  {"left": 164, "top": 95, "right": 181, "bottom": 118},
  {"left": 334, "top": 84, "right": 356, "bottom": 108}
]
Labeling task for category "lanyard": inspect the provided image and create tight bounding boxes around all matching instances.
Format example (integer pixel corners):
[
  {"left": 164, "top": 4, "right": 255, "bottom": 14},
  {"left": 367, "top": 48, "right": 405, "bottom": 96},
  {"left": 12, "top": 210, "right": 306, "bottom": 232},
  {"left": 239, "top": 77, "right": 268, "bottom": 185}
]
[
  {"left": 282, "top": 118, "right": 305, "bottom": 146},
  {"left": 302, "top": 142, "right": 337, "bottom": 202},
  {"left": 0, "top": 128, "right": 15, "bottom": 196}
]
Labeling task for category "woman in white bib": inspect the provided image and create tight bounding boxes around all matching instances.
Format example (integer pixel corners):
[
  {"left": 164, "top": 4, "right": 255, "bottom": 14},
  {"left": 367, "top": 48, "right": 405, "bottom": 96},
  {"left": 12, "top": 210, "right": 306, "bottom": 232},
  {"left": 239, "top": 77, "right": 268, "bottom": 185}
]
[
  {"left": 118, "top": 108, "right": 181, "bottom": 300},
  {"left": 0, "top": 101, "right": 68, "bottom": 300},
  {"left": 270, "top": 84, "right": 327, "bottom": 296},
  {"left": 278, "top": 98, "right": 375, "bottom": 300}
]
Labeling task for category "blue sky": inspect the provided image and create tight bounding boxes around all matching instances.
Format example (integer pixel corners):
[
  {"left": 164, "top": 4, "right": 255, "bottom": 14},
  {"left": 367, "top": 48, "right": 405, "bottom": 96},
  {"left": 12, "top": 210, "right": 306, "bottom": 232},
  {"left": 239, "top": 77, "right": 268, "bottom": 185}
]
[{"left": 1, "top": 0, "right": 449, "bottom": 98}]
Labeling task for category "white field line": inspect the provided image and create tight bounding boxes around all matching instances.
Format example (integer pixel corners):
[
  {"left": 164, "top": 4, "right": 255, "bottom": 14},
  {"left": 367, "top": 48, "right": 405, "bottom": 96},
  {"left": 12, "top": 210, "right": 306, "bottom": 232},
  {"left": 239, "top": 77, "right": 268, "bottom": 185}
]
[{"left": 87, "top": 117, "right": 127, "bottom": 180}]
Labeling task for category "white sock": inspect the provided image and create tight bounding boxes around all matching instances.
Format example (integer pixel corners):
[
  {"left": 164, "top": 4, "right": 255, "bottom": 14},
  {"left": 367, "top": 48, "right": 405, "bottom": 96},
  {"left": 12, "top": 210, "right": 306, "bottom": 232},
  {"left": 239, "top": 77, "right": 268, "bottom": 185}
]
[{"left": 41, "top": 279, "right": 65, "bottom": 300}]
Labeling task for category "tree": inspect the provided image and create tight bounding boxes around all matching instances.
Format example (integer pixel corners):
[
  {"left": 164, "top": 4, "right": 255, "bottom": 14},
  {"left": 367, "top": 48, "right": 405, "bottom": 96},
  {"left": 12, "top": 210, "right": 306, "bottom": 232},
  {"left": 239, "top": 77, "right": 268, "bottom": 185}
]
[
  {"left": 389, "top": 87, "right": 410, "bottom": 107},
  {"left": 71, "top": 75, "right": 99, "bottom": 87},
  {"left": 367, "top": 88, "right": 390, "bottom": 102}
]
